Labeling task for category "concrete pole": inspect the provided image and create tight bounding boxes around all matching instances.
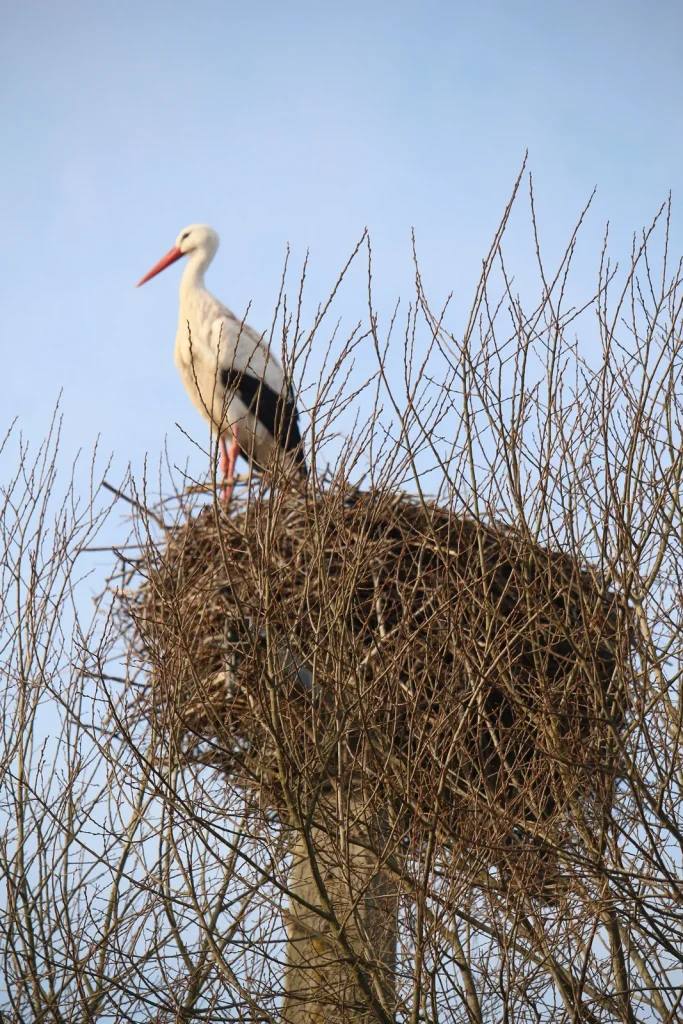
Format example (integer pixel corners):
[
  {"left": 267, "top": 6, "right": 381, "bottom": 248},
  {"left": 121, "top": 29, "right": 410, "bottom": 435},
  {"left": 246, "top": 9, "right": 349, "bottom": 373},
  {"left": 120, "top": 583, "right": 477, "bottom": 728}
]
[{"left": 282, "top": 785, "right": 398, "bottom": 1024}]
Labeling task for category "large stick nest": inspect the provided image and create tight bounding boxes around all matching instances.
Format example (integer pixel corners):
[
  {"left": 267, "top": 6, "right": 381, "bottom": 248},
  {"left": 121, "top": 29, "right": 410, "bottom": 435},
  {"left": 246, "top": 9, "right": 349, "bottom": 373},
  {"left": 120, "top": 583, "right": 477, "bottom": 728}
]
[{"left": 124, "top": 484, "right": 633, "bottom": 890}]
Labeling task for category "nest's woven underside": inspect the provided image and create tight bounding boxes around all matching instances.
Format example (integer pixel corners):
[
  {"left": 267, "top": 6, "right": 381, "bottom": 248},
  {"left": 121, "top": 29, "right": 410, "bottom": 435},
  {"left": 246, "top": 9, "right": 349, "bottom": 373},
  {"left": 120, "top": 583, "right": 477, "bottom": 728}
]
[{"left": 124, "top": 485, "right": 633, "bottom": 890}]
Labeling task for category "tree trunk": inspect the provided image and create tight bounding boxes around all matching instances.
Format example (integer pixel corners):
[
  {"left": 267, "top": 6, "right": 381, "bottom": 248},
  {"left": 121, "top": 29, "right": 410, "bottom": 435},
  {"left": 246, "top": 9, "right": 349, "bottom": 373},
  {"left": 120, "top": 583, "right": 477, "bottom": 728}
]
[{"left": 282, "top": 783, "right": 398, "bottom": 1024}]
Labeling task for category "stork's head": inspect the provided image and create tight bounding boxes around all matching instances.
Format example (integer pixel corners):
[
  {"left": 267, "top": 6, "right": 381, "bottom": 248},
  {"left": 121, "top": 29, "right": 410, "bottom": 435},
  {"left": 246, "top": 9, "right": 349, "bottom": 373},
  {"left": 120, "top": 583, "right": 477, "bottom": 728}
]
[{"left": 137, "top": 224, "right": 220, "bottom": 286}]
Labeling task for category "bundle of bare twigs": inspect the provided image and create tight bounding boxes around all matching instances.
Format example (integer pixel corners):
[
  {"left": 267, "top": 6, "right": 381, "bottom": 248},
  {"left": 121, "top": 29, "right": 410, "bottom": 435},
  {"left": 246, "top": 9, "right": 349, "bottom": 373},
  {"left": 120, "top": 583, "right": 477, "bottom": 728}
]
[{"left": 123, "top": 482, "right": 633, "bottom": 891}]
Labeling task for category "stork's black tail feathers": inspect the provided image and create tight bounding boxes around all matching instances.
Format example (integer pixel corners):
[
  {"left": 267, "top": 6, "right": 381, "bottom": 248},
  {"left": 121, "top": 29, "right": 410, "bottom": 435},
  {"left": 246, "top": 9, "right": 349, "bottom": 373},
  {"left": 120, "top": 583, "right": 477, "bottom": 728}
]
[{"left": 221, "top": 368, "right": 307, "bottom": 476}]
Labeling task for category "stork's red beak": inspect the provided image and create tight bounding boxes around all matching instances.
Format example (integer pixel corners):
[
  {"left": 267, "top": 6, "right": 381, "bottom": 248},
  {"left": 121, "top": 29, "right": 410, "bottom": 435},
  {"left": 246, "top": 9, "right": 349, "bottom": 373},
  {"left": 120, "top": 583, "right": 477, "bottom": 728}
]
[{"left": 137, "top": 246, "right": 184, "bottom": 286}]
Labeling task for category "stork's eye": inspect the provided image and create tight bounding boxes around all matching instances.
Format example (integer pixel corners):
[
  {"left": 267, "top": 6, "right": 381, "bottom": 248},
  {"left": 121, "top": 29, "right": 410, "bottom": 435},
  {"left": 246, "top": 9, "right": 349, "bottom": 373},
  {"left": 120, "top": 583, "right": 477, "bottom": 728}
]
[{"left": 180, "top": 231, "right": 190, "bottom": 243}]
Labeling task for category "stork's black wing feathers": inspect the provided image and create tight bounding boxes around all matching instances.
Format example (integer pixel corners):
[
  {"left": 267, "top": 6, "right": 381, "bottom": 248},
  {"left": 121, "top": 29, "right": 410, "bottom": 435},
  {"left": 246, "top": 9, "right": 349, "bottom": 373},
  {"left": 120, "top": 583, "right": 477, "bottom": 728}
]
[{"left": 221, "top": 368, "right": 306, "bottom": 471}]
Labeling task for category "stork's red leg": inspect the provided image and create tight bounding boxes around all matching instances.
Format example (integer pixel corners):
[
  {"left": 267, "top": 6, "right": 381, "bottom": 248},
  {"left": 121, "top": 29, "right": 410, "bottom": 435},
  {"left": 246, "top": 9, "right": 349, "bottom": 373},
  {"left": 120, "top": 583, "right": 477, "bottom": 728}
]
[
  {"left": 220, "top": 436, "right": 230, "bottom": 479},
  {"left": 221, "top": 429, "right": 240, "bottom": 503}
]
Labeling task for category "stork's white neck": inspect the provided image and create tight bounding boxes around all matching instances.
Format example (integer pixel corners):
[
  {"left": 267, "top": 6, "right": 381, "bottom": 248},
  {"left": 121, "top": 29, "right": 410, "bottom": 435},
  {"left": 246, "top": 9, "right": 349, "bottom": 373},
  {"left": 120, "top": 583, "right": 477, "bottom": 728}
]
[{"left": 180, "top": 245, "right": 215, "bottom": 297}]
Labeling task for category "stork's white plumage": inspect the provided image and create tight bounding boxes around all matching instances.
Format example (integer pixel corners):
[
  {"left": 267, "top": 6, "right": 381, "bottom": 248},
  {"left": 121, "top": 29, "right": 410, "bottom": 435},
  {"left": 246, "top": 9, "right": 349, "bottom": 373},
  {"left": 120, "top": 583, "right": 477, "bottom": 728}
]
[{"left": 137, "top": 224, "right": 306, "bottom": 498}]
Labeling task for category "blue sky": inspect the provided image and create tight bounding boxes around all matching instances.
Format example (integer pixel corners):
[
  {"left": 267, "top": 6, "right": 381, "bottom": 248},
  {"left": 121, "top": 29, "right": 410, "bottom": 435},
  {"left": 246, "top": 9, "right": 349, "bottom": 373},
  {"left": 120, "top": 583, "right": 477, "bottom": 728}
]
[{"left": 2, "top": 0, "right": 682, "bottom": 497}]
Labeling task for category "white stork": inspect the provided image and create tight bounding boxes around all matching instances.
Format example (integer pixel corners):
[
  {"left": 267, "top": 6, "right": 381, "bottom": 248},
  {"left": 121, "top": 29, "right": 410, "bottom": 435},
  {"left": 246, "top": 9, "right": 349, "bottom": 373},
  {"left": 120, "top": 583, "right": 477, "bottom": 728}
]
[{"left": 137, "top": 224, "right": 306, "bottom": 499}]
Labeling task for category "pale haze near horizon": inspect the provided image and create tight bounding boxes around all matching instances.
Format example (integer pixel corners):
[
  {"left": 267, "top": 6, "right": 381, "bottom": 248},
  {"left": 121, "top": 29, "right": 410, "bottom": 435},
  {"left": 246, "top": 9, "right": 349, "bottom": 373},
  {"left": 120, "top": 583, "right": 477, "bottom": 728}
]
[{"left": 2, "top": 0, "right": 682, "bottom": 499}]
